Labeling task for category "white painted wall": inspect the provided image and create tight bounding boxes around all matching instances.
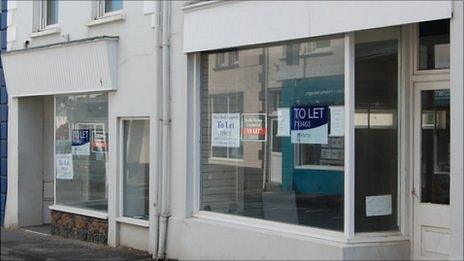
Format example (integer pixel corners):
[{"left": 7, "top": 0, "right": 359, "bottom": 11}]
[
  {"left": 119, "top": 223, "right": 149, "bottom": 251},
  {"left": 17, "top": 97, "right": 43, "bottom": 226}
]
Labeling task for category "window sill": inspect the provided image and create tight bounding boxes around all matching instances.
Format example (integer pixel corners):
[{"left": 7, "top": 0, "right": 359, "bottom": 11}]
[
  {"left": 294, "top": 165, "right": 344, "bottom": 171},
  {"left": 49, "top": 204, "right": 108, "bottom": 220},
  {"left": 29, "top": 27, "right": 61, "bottom": 38},
  {"left": 86, "top": 12, "right": 125, "bottom": 27},
  {"left": 347, "top": 231, "right": 408, "bottom": 244},
  {"left": 191, "top": 211, "right": 409, "bottom": 245},
  {"left": 213, "top": 64, "right": 240, "bottom": 71},
  {"left": 193, "top": 210, "right": 345, "bottom": 243},
  {"left": 116, "top": 217, "right": 150, "bottom": 228},
  {"left": 208, "top": 157, "right": 244, "bottom": 166}
]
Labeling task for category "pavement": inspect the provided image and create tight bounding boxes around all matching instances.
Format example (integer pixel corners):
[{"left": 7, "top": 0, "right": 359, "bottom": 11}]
[{"left": 1, "top": 227, "right": 153, "bottom": 260}]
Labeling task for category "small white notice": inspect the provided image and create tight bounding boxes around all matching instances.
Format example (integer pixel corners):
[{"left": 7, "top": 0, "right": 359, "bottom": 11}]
[
  {"left": 211, "top": 113, "right": 240, "bottom": 148},
  {"left": 329, "top": 106, "right": 344, "bottom": 137},
  {"left": 56, "top": 154, "right": 74, "bottom": 180},
  {"left": 277, "top": 108, "right": 290, "bottom": 137},
  {"left": 366, "top": 195, "right": 392, "bottom": 217}
]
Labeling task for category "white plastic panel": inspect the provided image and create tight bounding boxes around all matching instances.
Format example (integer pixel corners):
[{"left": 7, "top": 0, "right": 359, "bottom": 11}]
[
  {"left": 183, "top": 1, "right": 452, "bottom": 52},
  {"left": 2, "top": 37, "right": 118, "bottom": 97}
]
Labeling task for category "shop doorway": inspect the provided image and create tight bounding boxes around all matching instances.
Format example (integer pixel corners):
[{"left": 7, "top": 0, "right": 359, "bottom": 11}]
[
  {"left": 17, "top": 96, "right": 54, "bottom": 228},
  {"left": 412, "top": 82, "right": 450, "bottom": 260}
]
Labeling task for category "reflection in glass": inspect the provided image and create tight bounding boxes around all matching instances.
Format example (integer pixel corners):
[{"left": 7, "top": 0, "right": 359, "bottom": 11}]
[
  {"left": 355, "top": 29, "right": 399, "bottom": 232},
  {"left": 105, "top": 0, "right": 122, "bottom": 13},
  {"left": 419, "top": 19, "right": 450, "bottom": 70},
  {"left": 421, "top": 90, "right": 450, "bottom": 204},
  {"left": 200, "top": 37, "right": 345, "bottom": 231},
  {"left": 55, "top": 93, "right": 108, "bottom": 211},
  {"left": 123, "top": 120, "right": 150, "bottom": 220},
  {"left": 46, "top": 0, "right": 59, "bottom": 25}
]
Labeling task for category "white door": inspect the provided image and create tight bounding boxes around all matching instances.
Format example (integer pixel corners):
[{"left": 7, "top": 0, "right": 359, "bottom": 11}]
[{"left": 413, "top": 82, "right": 450, "bottom": 260}]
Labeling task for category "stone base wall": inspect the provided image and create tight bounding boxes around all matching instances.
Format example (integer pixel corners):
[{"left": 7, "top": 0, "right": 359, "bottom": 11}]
[{"left": 50, "top": 210, "right": 108, "bottom": 244}]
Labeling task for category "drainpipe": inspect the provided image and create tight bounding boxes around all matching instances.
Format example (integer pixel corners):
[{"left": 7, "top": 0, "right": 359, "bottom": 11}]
[
  {"left": 157, "top": 0, "right": 171, "bottom": 260},
  {"left": 150, "top": 0, "right": 162, "bottom": 257}
]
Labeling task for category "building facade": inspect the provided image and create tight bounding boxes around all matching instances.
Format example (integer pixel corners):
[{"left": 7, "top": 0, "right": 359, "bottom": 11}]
[{"left": 1, "top": 1, "right": 463, "bottom": 260}]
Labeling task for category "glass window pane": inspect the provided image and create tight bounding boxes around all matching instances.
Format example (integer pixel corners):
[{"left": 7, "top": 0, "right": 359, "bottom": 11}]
[
  {"left": 123, "top": 120, "right": 150, "bottom": 220},
  {"left": 418, "top": 19, "right": 450, "bottom": 70},
  {"left": 55, "top": 93, "right": 108, "bottom": 211},
  {"left": 200, "top": 36, "right": 345, "bottom": 231},
  {"left": 421, "top": 89, "right": 450, "bottom": 204},
  {"left": 105, "top": 0, "right": 122, "bottom": 13},
  {"left": 46, "top": 0, "right": 58, "bottom": 25},
  {"left": 355, "top": 29, "right": 399, "bottom": 232}
]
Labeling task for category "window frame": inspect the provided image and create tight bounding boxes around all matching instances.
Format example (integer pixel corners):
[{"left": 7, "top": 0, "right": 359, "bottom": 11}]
[
  {"left": 95, "top": 0, "right": 124, "bottom": 20},
  {"left": 33, "top": 0, "right": 60, "bottom": 33},
  {"left": 117, "top": 117, "right": 150, "bottom": 227},
  {"left": 190, "top": 31, "right": 408, "bottom": 242},
  {"left": 412, "top": 23, "right": 450, "bottom": 77}
]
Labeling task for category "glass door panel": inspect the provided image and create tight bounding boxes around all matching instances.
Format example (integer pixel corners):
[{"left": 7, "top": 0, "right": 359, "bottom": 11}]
[{"left": 420, "top": 89, "right": 450, "bottom": 204}]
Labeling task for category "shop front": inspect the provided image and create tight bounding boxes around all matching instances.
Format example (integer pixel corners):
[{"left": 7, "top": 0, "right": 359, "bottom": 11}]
[
  {"left": 2, "top": 37, "right": 118, "bottom": 242},
  {"left": 170, "top": 1, "right": 463, "bottom": 260},
  {"left": 2, "top": 1, "right": 162, "bottom": 256}
]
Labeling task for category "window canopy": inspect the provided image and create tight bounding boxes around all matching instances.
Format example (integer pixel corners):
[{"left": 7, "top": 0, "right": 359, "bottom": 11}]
[{"left": 1, "top": 36, "right": 118, "bottom": 97}]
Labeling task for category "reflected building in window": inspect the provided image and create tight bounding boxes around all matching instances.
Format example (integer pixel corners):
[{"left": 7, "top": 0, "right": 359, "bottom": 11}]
[{"left": 201, "top": 37, "right": 345, "bottom": 231}]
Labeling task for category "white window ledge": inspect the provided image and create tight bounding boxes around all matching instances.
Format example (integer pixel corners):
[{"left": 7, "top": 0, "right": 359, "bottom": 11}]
[
  {"left": 192, "top": 211, "right": 409, "bottom": 244},
  {"left": 116, "top": 217, "right": 150, "bottom": 228},
  {"left": 49, "top": 204, "right": 108, "bottom": 220},
  {"left": 193, "top": 211, "right": 345, "bottom": 243},
  {"left": 294, "top": 165, "right": 344, "bottom": 171},
  {"left": 86, "top": 12, "right": 125, "bottom": 27},
  {"left": 29, "top": 27, "right": 61, "bottom": 38}
]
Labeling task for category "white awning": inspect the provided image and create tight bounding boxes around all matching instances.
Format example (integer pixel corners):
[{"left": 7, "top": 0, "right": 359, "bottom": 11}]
[
  {"left": 183, "top": 1, "right": 452, "bottom": 52},
  {"left": 1, "top": 36, "right": 118, "bottom": 97}
]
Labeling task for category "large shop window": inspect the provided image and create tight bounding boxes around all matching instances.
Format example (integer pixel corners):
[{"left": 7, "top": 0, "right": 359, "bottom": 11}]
[
  {"left": 122, "top": 119, "right": 150, "bottom": 220},
  {"left": 55, "top": 93, "right": 108, "bottom": 212},
  {"left": 354, "top": 28, "right": 399, "bottom": 232},
  {"left": 200, "top": 36, "right": 345, "bottom": 231}
]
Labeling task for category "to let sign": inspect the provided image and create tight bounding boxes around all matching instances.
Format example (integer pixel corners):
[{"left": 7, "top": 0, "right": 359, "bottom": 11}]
[
  {"left": 291, "top": 105, "right": 328, "bottom": 144},
  {"left": 241, "top": 113, "right": 267, "bottom": 142},
  {"left": 211, "top": 113, "right": 240, "bottom": 148}
]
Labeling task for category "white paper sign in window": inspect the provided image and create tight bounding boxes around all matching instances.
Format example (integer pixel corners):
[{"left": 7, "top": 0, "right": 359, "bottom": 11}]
[
  {"left": 277, "top": 108, "right": 290, "bottom": 137},
  {"left": 365, "top": 195, "right": 392, "bottom": 217},
  {"left": 329, "top": 106, "right": 344, "bottom": 137},
  {"left": 56, "top": 154, "right": 74, "bottom": 180},
  {"left": 211, "top": 113, "right": 240, "bottom": 148}
]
